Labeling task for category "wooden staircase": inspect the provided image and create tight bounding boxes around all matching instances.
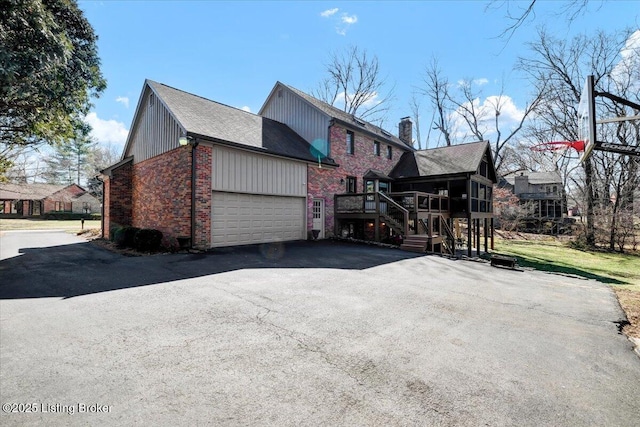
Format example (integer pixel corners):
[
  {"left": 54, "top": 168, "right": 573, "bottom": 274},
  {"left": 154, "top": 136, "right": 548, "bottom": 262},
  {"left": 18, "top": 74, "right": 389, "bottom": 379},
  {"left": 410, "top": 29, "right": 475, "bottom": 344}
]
[{"left": 400, "top": 235, "right": 429, "bottom": 253}]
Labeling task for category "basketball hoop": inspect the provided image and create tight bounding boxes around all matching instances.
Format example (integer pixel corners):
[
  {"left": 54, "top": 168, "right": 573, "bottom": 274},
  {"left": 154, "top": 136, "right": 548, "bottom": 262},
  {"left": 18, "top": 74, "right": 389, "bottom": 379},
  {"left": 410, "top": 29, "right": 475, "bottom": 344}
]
[{"left": 531, "top": 141, "right": 585, "bottom": 153}]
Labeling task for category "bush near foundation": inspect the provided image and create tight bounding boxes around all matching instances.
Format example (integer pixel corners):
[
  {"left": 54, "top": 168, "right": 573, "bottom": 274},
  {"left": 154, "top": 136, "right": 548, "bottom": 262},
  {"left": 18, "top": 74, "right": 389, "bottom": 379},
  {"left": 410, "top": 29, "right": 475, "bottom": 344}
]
[
  {"left": 134, "top": 229, "right": 163, "bottom": 252},
  {"left": 112, "top": 226, "right": 140, "bottom": 249}
]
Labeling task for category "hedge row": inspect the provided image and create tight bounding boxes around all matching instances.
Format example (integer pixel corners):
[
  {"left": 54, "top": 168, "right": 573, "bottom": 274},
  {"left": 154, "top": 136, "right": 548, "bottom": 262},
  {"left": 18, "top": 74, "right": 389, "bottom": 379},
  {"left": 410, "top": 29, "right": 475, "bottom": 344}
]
[
  {"left": 110, "top": 226, "right": 163, "bottom": 252},
  {"left": 42, "top": 212, "right": 101, "bottom": 220}
]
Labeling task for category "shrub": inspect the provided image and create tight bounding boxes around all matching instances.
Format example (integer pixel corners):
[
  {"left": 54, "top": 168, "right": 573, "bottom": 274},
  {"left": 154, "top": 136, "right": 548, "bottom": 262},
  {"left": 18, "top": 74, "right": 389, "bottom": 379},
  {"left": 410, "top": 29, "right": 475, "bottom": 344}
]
[
  {"left": 114, "top": 226, "right": 140, "bottom": 249},
  {"left": 43, "top": 212, "right": 100, "bottom": 220},
  {"left": 134, "top": 228, "right": 163, "bottom": 252}
]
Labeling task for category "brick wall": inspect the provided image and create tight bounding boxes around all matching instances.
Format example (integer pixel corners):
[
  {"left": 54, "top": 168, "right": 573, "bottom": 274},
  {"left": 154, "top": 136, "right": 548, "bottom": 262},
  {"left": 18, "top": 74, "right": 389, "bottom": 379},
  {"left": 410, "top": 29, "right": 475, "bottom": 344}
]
[
  {"left": 103, "top": 161, "right": 133, "bottom": 239},
  {"left": 193, "top": 145, "right": 212, "bottom": 249},
  {"left": 307, "top": 124, "right": 409, "bottom": 236},
  {"left": 132, "top": 147, "right": 191, "bottom": 248}
]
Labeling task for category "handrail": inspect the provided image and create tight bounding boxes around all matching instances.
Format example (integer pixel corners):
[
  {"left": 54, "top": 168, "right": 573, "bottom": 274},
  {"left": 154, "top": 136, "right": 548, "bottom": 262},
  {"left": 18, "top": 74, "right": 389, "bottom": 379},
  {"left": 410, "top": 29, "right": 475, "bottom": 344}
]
[
  {"left": 378, "top": 192, "right": 409, "bottom": 236},
  {"left": 439, "top": 216, "right": 456, "bottom": 255}
]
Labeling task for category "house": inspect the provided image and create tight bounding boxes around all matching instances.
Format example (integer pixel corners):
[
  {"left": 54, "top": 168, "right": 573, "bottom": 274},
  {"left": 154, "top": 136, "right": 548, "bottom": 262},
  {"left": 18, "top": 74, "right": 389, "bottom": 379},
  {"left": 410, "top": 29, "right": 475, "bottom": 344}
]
[
  {"left": 499, "top": 171, "right": 567, "bottom": 233},
  {"left": 102, "top": 80, "right": 497, "bottom": 256},
  {"left": 102, "top": 80, "right": 337, "bottom": 249},
  {"left": 0, "top": 183, "right": 100, "bottom": 217},
  {"left": 333, "top": 140, "right": 497, "bottom": 255},
  {"left": 259, "top": 82, "right": 415, "bottom": 240}
]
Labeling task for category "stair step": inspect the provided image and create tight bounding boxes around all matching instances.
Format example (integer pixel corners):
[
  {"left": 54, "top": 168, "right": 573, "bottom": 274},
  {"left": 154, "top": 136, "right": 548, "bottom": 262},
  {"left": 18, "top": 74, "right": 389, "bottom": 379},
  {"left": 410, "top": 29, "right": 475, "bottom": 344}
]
[{"left": 400, "top": 245, "right": 426, "bottom": 253}]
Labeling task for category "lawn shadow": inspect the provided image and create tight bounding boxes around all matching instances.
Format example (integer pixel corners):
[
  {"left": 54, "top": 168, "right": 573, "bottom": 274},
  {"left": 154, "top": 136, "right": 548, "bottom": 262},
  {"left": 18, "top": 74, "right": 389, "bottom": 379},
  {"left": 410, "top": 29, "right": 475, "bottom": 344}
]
[{"left": 509, "top": 256, "right": 627, "bottom": 285}]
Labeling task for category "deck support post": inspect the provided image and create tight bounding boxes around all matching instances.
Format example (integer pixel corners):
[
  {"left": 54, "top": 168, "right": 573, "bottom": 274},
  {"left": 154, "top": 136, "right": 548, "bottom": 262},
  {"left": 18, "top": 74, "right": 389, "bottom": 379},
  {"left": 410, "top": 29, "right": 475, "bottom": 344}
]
[{"left": 484, "top": 218, "right": 488, "bottom": 253}]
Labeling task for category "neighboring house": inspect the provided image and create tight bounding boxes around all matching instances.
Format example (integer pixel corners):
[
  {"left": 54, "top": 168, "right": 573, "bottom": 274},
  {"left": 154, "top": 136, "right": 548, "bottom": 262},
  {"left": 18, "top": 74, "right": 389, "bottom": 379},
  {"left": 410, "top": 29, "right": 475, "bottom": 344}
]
[
  {"left": 0, "top": 183, "right": 100, "bottom": 217},
  {"left": 499, "top": 171, "right": 567, "bottom": 233},
  {"left": 103, "top": 79, "right": 497, "bottom": 256}
]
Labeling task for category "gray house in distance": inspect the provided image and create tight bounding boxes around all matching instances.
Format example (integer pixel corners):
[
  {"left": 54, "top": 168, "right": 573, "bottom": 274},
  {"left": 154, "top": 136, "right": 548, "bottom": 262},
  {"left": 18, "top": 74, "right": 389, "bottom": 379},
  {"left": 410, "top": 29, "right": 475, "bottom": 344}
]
[{"left": 500, "top": 171, "right": 567, "bottom": 234}]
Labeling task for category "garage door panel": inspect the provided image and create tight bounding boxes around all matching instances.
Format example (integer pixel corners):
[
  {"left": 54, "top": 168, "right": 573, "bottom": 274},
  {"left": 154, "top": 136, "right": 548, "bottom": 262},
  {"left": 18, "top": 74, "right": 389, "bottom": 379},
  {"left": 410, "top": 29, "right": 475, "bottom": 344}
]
[{"left": 211, "top": 192, "right": 305, "bottom": 247}]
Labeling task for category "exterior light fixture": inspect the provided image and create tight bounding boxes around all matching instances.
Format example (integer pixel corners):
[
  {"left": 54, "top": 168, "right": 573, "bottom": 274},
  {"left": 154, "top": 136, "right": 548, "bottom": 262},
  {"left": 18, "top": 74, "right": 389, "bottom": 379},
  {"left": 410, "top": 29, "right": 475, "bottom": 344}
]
[
  {"left": 179, "top": 135, "right": 195, "bottom": 146},
  {"left": 340, "top": 178, "right": 345, "bottom": 185}
]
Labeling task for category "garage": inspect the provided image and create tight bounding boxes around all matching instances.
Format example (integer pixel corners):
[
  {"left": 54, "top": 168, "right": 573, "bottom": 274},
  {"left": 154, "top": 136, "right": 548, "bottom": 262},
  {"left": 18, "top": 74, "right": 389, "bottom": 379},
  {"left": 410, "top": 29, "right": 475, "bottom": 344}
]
[
  {"left": 210, "top": 145, "right": 308, "bottom": 248},
  {"left": 211, "top": 192, "right": 305, "bottom": 247}
]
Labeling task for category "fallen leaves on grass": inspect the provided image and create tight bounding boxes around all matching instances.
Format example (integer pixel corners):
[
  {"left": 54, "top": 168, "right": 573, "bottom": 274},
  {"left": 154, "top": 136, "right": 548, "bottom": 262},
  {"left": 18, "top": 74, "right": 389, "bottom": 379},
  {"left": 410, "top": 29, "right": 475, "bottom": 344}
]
[{"left": 614, "top": 288, "right": 640, "bottom": 340}]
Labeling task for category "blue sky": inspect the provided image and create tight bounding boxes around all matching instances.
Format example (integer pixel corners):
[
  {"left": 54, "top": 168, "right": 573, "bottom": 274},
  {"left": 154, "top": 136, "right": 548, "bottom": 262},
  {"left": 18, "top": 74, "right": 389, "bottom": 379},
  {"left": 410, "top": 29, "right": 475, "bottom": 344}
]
[{"left": 79, "top": 1, "right": 640, "bottom": 152}]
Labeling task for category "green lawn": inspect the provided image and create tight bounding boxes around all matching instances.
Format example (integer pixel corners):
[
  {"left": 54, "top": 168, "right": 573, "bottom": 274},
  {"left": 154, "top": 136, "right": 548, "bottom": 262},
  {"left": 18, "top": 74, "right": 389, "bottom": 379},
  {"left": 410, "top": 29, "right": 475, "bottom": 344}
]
[
  {"left": 494, "top": 238, "right": 640, "bottom": 290},
  {"left": 0, "top": 218, "right": 101, "bottom": 233}
]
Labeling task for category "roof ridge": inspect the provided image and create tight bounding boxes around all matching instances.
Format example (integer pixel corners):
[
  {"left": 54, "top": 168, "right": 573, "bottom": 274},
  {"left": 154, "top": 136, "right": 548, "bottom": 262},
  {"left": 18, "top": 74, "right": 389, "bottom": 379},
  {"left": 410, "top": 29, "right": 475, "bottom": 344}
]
[
  {"left": 282, "top": 82, "right": 407, "bottom": 146},
  {"left": 149, "top": 80, "right": 259, "bottom": 118}
]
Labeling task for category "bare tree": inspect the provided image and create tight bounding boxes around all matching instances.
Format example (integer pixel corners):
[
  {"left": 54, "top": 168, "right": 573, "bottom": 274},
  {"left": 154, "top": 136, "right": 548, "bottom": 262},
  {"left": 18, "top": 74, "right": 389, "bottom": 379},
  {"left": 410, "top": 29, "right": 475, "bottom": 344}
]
[
  {"left": 518, "top": 28, "right": 638, "bottom": 250},
  {"left": 419, "top": 58, "right": 454, "bottom": 147},
  {"left": 487, "top": 0, "right": 592, "bottom": 41},
  {"left": 314, "top": 46, "right": 394, "bottom": 125},
  {"left": 417, "top": 61, "right": 541, "bottom": 171}
]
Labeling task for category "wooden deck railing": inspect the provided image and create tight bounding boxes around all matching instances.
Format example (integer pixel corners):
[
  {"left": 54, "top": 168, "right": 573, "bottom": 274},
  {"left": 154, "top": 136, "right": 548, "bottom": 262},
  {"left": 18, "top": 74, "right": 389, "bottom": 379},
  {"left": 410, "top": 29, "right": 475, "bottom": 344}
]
[{"left": 387, "top": 192, "right": 449, "bottom": 213}]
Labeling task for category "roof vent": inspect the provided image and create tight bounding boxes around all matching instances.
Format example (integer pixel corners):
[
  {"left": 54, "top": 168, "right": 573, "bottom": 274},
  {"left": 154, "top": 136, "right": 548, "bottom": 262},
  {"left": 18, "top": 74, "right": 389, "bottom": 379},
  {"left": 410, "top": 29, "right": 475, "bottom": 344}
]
[
  {"left": 381, "top": 129, "right": 392, "bottom": 137},
  {"left": 352, "top": 116, "right": 366, "bottom": 127}
]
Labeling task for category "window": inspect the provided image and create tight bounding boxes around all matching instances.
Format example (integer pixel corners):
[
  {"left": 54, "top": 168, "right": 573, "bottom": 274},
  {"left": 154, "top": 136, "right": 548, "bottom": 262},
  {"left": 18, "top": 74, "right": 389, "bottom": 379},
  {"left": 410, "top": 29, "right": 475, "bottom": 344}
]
[
  {"left": 386, "top": 145, "right": 392, "bottom": 159},
  {"left": 553, "top": 185, "right": 558, "bottom": 194},
  {"left": 54, "top": 201, "right": 64, "bottom": 211},
  {"left": 374, "top": 141, "right": 380, "bottom": 156},
  {"left": 346, "top": 176, "right": 357, "bottom": 193},
  {"left": 346, "top": 130, "right": 355, "bottom": 155}
]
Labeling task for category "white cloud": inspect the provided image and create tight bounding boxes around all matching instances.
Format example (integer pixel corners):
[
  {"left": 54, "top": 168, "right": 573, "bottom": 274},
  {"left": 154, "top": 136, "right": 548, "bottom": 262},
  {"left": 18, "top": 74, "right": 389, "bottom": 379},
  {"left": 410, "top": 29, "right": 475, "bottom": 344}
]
[
  {"left": 320, "top": 8, "right": 339, "bottom": 17},
  {"left": 611, "top": 30, "right": 640, "bottom": 88},
  {"left": 241, "top": 106, "right": 251, "bottom": 112},
  {"left": 474, "top": 78, "right": 489, "bottom": 86},
  {"left": 449, "top": 95, "right": 525, "bottom": 141},
  {"left": 84, "top": 112, "right": 129, "bottom": 148},
  {"left": 115, "top": 96, "right": 129, "bottom": 108},
  {"left": 341, "top": 14, "right": 358, "bottom": 25},
  {"left": 321, "top": 8, "right": 357, "bottom": 35},
  {"left": 336, "top": 13, "right": 358, "bottom": 35}
]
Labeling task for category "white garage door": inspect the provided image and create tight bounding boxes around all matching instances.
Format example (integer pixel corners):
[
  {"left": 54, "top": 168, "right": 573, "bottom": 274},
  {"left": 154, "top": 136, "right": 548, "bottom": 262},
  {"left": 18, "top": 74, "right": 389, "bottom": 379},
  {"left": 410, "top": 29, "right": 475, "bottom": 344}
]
[{"left": 211, "top": 192, "right": 306, "bottom": 247}]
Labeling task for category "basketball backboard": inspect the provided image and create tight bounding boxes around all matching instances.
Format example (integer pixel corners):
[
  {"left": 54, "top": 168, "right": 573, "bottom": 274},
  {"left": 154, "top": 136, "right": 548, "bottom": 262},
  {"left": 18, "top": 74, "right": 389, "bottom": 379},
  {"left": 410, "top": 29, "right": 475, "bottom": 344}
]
[{"left": 578, "top": 75, "right": 596, "bottom": 163}]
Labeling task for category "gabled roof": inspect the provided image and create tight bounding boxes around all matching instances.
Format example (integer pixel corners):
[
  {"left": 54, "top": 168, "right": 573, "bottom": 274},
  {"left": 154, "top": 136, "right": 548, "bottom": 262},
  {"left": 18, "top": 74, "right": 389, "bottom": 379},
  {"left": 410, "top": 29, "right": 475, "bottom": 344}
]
[
  {"left": 262, "top": 82, "right": 414, "bottom": 151},
  {"left": 138, "top": 81, "right": 336, "bottom": 166},
  {"left": 0, "top": 183, "right": 86, "bottom": 201},
  {"left": 502, "top": 171, "right": 563, "bottom": 186},
  {"left": 390, "top": 141, "right": 496, "bottom": 181}
]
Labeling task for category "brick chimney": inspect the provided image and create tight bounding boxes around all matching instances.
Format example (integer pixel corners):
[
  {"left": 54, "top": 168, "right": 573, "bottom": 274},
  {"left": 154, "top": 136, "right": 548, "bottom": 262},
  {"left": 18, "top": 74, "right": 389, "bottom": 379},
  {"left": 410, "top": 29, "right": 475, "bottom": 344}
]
[
  {"left": 514, "top": 173, "right": 529, "bottom": 195},
  {"left": 399, "top": 117, "right": 412, "bottom": 146}
]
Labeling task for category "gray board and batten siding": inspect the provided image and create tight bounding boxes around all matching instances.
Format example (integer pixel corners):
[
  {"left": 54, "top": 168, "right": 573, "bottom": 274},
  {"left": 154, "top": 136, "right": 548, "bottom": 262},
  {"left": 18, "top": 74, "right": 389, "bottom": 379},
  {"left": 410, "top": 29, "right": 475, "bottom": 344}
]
[
  {"left": 125, "top": 86, "right": 185, "bottom": 164},
  {"left": 211, "top": 145, "right": 307, "bottom": 198},
  {"left": 260, "top": 83, "right": 331, "bottom": 150}
]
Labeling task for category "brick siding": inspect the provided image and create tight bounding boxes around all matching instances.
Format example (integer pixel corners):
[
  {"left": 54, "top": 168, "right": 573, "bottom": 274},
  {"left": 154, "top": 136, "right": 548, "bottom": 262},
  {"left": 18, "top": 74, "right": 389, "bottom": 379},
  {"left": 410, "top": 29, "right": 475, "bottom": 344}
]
[
  {"left": 126, "top": 144, "right": 213, "bottom": 249},
  {"left": 193, "top": 145, "right": 212, "bottom": 249},
  {"left": 307, "top": 124, "right": 409, "bottom": 236},
  {"left": 131, "top": 147, "right": 191, "bottom": 248},
  {"left": 103, "top": 162, "right": 133, "bottom": 239}
]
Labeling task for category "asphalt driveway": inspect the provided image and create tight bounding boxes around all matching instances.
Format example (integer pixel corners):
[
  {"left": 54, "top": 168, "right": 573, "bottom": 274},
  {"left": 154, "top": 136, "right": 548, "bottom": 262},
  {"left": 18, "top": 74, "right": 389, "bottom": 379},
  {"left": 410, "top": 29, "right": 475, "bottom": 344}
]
[{"left": 1, "top": 231, "right": 639, "bottom": 426}]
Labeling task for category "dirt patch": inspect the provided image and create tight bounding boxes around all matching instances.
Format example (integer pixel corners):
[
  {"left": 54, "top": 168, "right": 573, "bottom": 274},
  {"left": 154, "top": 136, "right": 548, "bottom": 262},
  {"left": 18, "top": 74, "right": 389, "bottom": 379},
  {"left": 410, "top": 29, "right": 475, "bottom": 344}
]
[{"left": 614, "top": 288, "right": 640, "bottom": 340}]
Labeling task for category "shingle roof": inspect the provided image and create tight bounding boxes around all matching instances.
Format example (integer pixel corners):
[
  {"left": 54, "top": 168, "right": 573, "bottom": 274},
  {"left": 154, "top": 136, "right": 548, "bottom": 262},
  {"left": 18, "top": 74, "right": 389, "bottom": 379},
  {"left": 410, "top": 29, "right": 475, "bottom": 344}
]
[
  {"left": 282, "top": 83, "right": 413, "bottom": 151},
  {"left": 391, "top": 141, "right": 491, "bottom": 179},
  {"left": 503, "top": 171, "right": 563, "bottom": 186},
  {"left": 147, "top": 81, "right": 336, "bottom": 165},
  {"left": 0, "top": 183, "right": 67, "bottom": 200}
]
